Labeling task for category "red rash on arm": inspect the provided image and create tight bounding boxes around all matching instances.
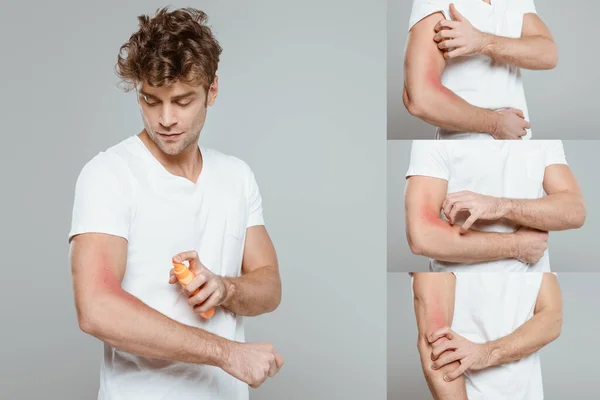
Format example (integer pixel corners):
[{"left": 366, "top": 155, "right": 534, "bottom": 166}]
[{"left": 425, "top": 61, "right": 453, "bottom": 98}]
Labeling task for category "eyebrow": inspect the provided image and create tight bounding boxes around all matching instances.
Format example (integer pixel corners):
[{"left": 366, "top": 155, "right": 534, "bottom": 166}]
[{"left": 139, "top": 90, "right": 197, "bottom": 101}]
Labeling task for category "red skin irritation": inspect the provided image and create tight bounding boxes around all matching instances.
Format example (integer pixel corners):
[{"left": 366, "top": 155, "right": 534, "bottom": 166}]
[
  {"left": 96, "top": 262, "right": 138, "bottom": 306},
  {"left": 420, "top": 205, "right": 453, "bottom": 232}
]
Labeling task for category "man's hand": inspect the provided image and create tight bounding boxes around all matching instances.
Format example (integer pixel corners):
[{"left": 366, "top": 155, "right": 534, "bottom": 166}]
[
  {"left": 429, "top": 327, "right": 491, "bottom": 382},
  {"left": 221, "top": 342, "right": 284, "bottom": 388},
  {"left": 434, "top": 4, "right": 489, "bottom": 59},
  {"left": 442, "top": 191, "right": 508, "bottom": 233},
  {"left": 492, "top": 108, "right": 530, "bottom": 140},
  {"left": 169, "top": 251, "right": 230, "bottom": 317},
  {"left": 513, "top": 227, "right": 548, "bottom": 264}
]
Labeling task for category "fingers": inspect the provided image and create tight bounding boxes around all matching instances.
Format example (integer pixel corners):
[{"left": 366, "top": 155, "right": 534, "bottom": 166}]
[
  {"left": 449, "top": 3, "right": 466, "bottom": 22},
  {"left": 460, "top": 213, "right": 479, "bottom": 234},
  {"left": 432, "top": 350, "right": 462, "bottom": 370},
  {"left": 188, "top": 279, "right": 217, "bottom": 307},
  {"left": 431, "top": 340, "right": 454, "bottom": 360},
  {"left": 523, "top": 120, "right": 531, "bottom": 129},
  {"left": 445, "top": 361, "right": 469, "bottom": 381},
  {"left": 508, "top": 108, "right": 525, "bottom": 119},
  {"left": 193, "top": 287, "right": 221, "bottom": 314},
  {"left": 429, "top": 326, "right": 453, "bottom": 343},
  {"left": 434, "top": 19, "right": 459, "bottom": 32},
  {"left": 173, "top": 250, "right": 203, "bottom": 272},
  {"left": 444, "top": 47, "right": 467, "bottom": 59},
  {"left": 274, "top": 351, "right": 285, "bottom": 370},
  {"left": 437, "top": 38, "right": 461, "bottom": 51},
  {"left": 169, "top": 268, "right": 177, "bottom": 284},
  {"left": 433, "top": 29, "right": 458, "bottom": 42},
  {"left": 448, "top": 201, "right": 467, "bottom": 225}
]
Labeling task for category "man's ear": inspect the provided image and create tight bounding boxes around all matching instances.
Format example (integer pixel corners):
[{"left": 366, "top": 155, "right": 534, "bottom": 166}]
[{"left": 207, "top": 75, "right": 219, "bottom": 107}]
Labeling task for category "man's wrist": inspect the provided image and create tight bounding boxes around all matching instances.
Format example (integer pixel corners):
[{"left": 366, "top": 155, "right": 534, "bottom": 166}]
[
  {"left": 498, "top": 198, "right": 513, "bottom": 218},
  {"left": 480, "top": 32, "right": 495, "bottom": 57},
  {"left": 221, "top": 277, "right": 237, "bottom": 310},
  {"left": 483, "top": 340, "right": 501, "bottom": 368},
  {"left": 205, "top": 335, "right": 232, "bottom": 368},
  {"left": 488, "top": 110, "right": 502, "bottom": 137}
]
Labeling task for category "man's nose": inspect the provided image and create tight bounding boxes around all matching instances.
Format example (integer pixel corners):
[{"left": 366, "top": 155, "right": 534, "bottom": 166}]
[{"left": 159, "top": 105, "right": 177, "bottom": 128}]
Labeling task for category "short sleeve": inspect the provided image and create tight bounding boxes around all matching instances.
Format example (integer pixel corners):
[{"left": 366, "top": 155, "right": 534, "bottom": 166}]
[
  {"left": 544, "top": 140, "right": 567, "bottom": 167},
  {"left": 68, "top": 153, "right": 132, "bottom": 242},
  {"left": 408, "top": 0, "right": 450, "bottom": 31},
  {"left": 516, "top": 0, "right": 536, "bottom": 14},
  {"left": 246, "top": 168, "right": 264, "bottom": 228},
  {"left": 406, "top": 140, "right": 450, "bottom": 181}
]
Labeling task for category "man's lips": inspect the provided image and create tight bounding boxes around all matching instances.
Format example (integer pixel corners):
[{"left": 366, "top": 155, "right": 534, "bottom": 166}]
[{"left": 158, "top": 132, "right": 183, "bottom": 137}]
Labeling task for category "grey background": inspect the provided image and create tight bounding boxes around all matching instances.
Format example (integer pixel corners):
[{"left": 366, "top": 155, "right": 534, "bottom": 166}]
[
  {"left": 387, "top": 140, "right": 600, "bottom": 272},
  {"left": 388, "top": 0, "right": 600, "bottom": 140},
  {"left": 0, "top": 1, "right": 386, "bottom": 399},
  {"left": 388, "top": 272, "right": 600, "bottom": 399}
]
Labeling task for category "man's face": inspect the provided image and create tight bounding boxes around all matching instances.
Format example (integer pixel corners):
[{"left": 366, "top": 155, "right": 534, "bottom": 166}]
[{"left": 137, "top": 78, "right": 218, "bottom": 156}]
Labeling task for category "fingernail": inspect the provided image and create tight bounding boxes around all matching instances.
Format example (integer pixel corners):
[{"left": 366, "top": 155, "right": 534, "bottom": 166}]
[
  {"left": 431, "top": 364, "right": 436, "bottom": 370},
  {"left": 443, "top": 375, "right": 449, "bottom": 381}
]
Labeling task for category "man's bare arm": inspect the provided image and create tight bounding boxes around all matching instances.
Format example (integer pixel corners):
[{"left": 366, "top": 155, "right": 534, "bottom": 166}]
[
  {"left": 443, "top": 164, "right": 585, "bottom": 233},
  {"left": 221, "top": 225, "right": 282, "bottom": 316},
  {"left": 486, "top": 273, "right": 562, "bottom": 366},
  {"left": 481, "top": 14, "right": 558, "bottom": 70},
  {"left": 503, "top": 164, "right": 586, "bottom": 231},
  {"left": 404, "top": 12, "right": 504, "bottom": 136},
  {"left": 70, "top": 233, "right": 227, "bottom": 365},
  {"left": 406, "top": 176, "right": 544, "bottom": 264},
  {"left": 72, "top": 232, "right": 284, "bottom": 387},
  {"left": 413, "top": 272, "right": 467, "bottom": 400}
]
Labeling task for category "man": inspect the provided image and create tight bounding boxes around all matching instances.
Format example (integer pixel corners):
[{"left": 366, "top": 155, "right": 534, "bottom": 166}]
[
  {"left": 403, "top": 0, "right": 557, "bottom": 139},
  {"left": 412, "top": 272, "right": 562, "bottom": 399},
  {"left": 68, "top": 8, "right": 283, "bottom": 399},
  {"left": 405, "top": 140, "right": 586, "bottom": 272}
]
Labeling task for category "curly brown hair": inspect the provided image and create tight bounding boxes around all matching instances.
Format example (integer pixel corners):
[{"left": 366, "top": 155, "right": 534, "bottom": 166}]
[{"left": 115, "top": 7, "right": 222, "bottom": 92}]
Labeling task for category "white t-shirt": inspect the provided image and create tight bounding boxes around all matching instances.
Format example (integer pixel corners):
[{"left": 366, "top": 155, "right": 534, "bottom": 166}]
[
  {"left": 405, "top": 140, "right": 567, "bottom": 272},
  {"left": 452, "top": 272, "right": 545, "bottom": 399},
  {"left": 407, "top": 0, "right": 537, "bottom": 139},
  {"left": 68, "top": 135, "right": 265, "bottom": 400}
]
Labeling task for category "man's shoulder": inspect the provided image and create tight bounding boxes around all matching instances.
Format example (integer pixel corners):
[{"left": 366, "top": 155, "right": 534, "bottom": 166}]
[
  {"left": 203, "top": 147, "right": 254, "bottom": 178},
  {"left": 77, "top": 137, "right": 137, "bottom": 183}
]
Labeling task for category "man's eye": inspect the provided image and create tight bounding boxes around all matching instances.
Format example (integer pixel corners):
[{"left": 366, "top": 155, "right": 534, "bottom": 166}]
[{"left": 177, "top": 101, "right": 192, "bottom": 107}]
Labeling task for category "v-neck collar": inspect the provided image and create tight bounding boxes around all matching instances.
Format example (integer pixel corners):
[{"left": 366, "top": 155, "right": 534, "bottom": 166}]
[{"left": 132, "top": 134, "right": 208, "bottom": 187}]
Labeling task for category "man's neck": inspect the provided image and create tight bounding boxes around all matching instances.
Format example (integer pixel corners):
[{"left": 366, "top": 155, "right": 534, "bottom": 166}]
[{"left": 138, "top": 130, "right": 203, "bottom": 183}]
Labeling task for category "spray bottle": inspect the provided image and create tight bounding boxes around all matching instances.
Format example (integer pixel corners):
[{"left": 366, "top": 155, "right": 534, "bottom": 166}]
[{"left": 172, "top": 261, "right": 215, "bottom": 319}]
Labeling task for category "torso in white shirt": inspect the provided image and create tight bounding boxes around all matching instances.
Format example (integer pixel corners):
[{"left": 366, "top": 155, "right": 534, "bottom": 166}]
[
  {"left": 405, "top": 140, "right": 567, "bottom": 272},
  {"left": 69, "top": 135, "right": 265, "bottom": 400},
  {"left": 407, "top": 0, "right": 538, "bottom": 139}
]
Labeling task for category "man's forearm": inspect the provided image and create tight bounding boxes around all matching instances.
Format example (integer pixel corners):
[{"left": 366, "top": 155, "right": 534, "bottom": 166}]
[
  {"left": 501, "top": 193, "right": 586, "bottom": 231},
  {"left": 409, "top": 214, "right": 517, "bottom": 263},
  {"left": 413, "top": 274, "right": 467, "bottom": 400},
  {"left": 403, "top": 82, "right": 500, "bottom": 136},
  {"left": 418, "top": 337, "right": 468, "bottom": 400},
  {"left": 79, "top": 288, "right": 229, "bottom": 367},
  {"left": 485, "top": 308, "right": 562, "bottom": 367},
  {"left": 222, "top": 265, "right": 281, "bottom": 317},
  {"left": 481, "top": 34, "right": 557, "bottom": 70}
]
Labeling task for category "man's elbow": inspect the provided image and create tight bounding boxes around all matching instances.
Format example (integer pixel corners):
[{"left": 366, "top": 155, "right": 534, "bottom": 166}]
[
  {"left": 539, "top": 41, "right": 558, "bottom": 70},
  {"left": 407, "top": 228, "right": 432, "bottom": 257},
  {"left": 403, "top": 87, "right": 430, "bottom": 120},
  {"left": 548, "top": 310, "right": 562, "bottom": 342},
  {"left": 76, "top": 301, "right": 100, "bottom": 336},
  {"left": 565, "top": 198, "right": 586, "bottom": 229},
  {"left": 573, "top": 200, "right": 586, "bottom": 228}
]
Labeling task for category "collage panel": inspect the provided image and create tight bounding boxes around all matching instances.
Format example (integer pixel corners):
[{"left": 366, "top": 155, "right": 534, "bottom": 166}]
[
  {"left": 388, "top": 271, "right": 598, "bottom": 399},
  {"left": 388, "top": 0, "right": 600, "bottom": 140},
  {"left": 388, "top": 140, "right": 599, "bottom": 273}
]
